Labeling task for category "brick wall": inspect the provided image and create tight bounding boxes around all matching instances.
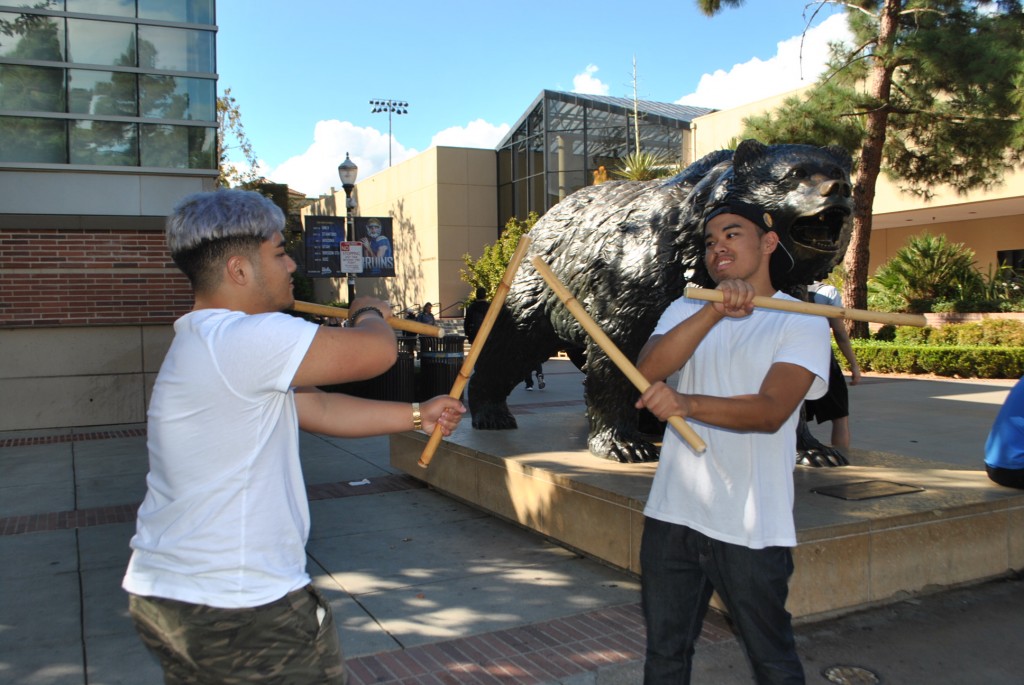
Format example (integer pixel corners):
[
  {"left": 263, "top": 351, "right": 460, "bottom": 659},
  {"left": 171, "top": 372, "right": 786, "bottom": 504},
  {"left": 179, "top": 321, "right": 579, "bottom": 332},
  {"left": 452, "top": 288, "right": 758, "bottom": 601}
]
[{"left": 0, "top": 227, "right": 192, "bottom": 327}]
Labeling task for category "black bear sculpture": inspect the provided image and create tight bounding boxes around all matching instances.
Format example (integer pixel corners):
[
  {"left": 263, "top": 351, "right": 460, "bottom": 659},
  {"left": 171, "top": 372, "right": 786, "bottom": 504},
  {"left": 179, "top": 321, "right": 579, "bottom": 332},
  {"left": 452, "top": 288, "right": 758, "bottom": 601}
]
[{"left": 468, "top": 139, "right": 854, "bottom": 462}]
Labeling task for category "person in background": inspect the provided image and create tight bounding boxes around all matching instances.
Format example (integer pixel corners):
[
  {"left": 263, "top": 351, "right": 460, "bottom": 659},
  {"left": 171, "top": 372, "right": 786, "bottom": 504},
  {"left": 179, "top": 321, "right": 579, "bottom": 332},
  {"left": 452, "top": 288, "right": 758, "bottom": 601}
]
[
  {"left": 417, "top": 302, "right": 436, "bottom": 326},
  {"left": 524, "top": 363, "right": 545, "bottom": 391},
  {"left": 635, "top": 200, "right": 830, "bottom": 684},
  {"left": 804, "top": 280, "right": 861, "bottom": 452},
  {"left": 122, "top": 189, "right": 465, "bottom": 684},
  {"left": 984, "top": 375, "right": 1024, "bottom": 489}
]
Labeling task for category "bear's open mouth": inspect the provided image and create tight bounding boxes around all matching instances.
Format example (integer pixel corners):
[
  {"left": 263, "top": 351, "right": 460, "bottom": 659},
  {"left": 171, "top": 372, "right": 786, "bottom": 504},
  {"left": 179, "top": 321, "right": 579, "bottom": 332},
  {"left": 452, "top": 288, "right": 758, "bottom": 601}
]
[{"left": 790, "top": 206, "right": 850, "bottom": 253}]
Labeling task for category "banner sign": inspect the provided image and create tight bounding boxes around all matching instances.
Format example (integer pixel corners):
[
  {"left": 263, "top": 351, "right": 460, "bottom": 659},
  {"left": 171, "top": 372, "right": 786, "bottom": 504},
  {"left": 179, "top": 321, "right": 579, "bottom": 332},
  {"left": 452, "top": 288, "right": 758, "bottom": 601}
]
[
  {"left": 304, "top": 215, "right": 394, "bottom": 278},
  {"left": 304, "top": 215, "right": 345, "bottom": 277},
  {"left": 355, "top": 216, "right": 396, "bottom": 277}
]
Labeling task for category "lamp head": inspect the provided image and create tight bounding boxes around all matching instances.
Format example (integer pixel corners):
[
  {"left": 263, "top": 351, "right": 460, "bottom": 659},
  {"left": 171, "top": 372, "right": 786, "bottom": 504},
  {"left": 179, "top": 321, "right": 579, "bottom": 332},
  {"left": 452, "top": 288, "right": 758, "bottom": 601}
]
[{"left": 338, "top": 152, "right": 358, "bottom": 189}]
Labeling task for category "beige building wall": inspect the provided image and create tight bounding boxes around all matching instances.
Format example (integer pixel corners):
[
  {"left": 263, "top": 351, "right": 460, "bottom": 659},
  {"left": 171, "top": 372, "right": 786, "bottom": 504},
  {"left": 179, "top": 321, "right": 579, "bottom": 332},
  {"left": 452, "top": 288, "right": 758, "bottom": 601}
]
[
  {"left": 303, "top": 147, "right": 498, "bottom": 318},
  {"left": 690, "top": 89, "right": 1024, "bottom": 275},
  {"left": 0, "top": 325, "right": 172, "bottom": 431}
]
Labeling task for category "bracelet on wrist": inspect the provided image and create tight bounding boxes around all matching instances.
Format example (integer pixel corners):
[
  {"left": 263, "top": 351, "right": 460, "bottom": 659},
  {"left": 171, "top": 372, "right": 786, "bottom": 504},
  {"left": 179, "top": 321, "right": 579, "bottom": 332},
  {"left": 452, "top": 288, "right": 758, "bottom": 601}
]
[
  {"left": 347, "top": 306, "right": 385, "bottom": 327},
  {"left": 411, "top": 402, "right": 422, "bottom": 430}
]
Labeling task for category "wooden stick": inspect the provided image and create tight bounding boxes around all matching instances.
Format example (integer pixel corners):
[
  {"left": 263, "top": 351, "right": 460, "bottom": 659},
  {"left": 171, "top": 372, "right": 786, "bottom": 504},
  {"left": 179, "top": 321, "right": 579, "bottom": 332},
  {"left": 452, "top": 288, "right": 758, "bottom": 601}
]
[
  {"left": 531, "top": 256, "right": 707, "bottom": 455},
  {"left": 291, "top": 300, "right": 444, "bottom": 338},
  {"left": 684, "top": 287, "right": 927, "bottom": 327},
  {"left": 418, "top": 235, "right": 534, "bottom": 468}
]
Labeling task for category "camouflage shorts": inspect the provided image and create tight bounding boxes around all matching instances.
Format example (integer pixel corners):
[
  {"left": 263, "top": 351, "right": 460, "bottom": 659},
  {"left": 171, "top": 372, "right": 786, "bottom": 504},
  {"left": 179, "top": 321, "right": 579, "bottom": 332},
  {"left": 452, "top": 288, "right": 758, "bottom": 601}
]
[{"left": 128, "top": 585, "right": 347, "bottom": 684}]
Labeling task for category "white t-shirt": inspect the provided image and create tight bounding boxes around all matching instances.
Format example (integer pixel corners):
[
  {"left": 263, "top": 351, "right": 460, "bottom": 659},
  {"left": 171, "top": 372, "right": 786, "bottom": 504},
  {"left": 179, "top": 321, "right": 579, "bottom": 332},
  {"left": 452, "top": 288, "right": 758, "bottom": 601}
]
[
  {"left": 809, "top": 282, "right": 842, "bottom": 308},
  {"left": 643, "top": 293, "right": 830, "bottom": 549},
  {"left": 123, "top": 309, "right": 319, "bottom": 608}
]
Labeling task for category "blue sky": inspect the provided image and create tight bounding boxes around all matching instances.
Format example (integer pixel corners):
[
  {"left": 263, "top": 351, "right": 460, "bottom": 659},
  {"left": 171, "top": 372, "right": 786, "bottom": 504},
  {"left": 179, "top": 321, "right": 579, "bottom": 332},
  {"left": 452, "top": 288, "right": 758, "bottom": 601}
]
[{"left": 216, "top": 0, "right": 850, "bottom": 196}]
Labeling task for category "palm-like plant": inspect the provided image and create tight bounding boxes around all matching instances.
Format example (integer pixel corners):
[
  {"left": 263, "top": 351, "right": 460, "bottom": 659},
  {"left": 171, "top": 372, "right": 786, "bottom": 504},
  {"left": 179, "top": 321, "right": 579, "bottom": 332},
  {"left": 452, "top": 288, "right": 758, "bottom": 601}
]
[
  {"left": 611, "top": 150, "right": 678, "bottom": 181},
  {"left": 868, "top": 233, "right": 984, "bottom": 312}
]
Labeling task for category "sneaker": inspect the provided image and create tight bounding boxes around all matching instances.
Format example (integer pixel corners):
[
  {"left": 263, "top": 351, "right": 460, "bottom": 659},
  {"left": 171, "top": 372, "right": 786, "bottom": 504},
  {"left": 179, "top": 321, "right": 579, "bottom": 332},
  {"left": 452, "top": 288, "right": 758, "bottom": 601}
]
[
  {"left": 538, "top": 375, "right": 545, "bottom": 389},
  {"left": 525, "top": 386, "right": 533, "bottom": 391}
]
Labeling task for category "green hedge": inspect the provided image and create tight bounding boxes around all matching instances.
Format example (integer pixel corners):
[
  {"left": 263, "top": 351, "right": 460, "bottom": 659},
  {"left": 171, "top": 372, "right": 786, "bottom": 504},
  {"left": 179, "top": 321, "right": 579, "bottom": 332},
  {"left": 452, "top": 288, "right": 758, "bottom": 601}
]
[{"left": 839, "top": 341, "right": 1024, "bottom": 379}]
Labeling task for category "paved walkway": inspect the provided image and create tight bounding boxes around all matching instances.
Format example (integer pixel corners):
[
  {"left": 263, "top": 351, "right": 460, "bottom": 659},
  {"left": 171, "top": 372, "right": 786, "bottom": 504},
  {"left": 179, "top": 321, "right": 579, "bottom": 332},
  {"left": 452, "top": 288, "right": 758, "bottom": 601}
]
[{"left": 1, "top": 359, "right": 1021, "bottom": 684}]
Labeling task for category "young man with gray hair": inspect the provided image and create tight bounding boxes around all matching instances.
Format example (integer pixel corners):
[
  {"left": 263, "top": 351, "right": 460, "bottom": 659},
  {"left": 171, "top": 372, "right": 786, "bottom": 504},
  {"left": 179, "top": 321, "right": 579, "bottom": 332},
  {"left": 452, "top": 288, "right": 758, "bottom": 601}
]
[{"left": 122, "top": 189, "right": 465, "bottom": 684}]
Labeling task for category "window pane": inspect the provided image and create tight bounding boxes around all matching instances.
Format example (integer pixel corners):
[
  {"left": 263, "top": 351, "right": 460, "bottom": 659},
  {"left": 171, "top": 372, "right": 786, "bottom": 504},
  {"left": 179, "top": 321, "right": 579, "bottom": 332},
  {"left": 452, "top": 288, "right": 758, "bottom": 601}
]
[
  {"left": 0, "top": 116, "right": 66, "bottom": 162},
  {"left": 66, "top": 0, "right": 134, "bottom": 16},
  {"left": 138, "top": 25, "right": 214, "bottom": 72},
  {"left": 527, "top": 104, "right": 543, "bottom": 138},
  {"left": 141, "top": 123, "right": 214, "bottom": 168},
  {"left": 68, "top": 69, "right": 137, "bottom": 115},
  {"left": 498, "top": 182, "right": 513, "bottom": 226},
  {"left": 0, "top": 64, "right": 66, "bottom": 112},
  {"left": 138, "top": 0, "right": 215, "bottom": 24},
  {"left": 548, "top": 169, "right": 584, "bottom": 205},
  {"left": 514, "top": 179, "right": 528, "bottom": 221},
  {"left": 187, "top": 125, "right": 215, "bottom": 168},
  {"left": 547, "top": 100, "right": 584, "bottom": 133},
  {"left": 67, "top": 18, "right": 136, "bottom": 66},
  {"left": 548, "top": 132, "right": 584, "bottom": 173},
  {"left": 0, "top": 12, "right": 65, "bottom": 61},
  {"left": 70, "top": 119, "right": 137, "bottom": 165},
  {"left": 140, "top": 122, "right": 186, "bottom": 167},
  {"left": 530, "top": 172, "right": 546, "bottom": 214},
  {"left": 5, "top": 2, "right": 64, "bottom": 8},
  {"left": 139, "top": 74, "right": 214, "bottom": 120},
  {"left": 497, "top": 147, "right": 511, "bottom": 185}
]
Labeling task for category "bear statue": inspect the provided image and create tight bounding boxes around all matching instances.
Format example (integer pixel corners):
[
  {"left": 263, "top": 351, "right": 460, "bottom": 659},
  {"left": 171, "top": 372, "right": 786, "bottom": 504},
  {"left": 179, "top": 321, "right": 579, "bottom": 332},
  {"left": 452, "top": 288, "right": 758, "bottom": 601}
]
[{"left": 468, "top": 139, "right": 854, "bottom": 462}]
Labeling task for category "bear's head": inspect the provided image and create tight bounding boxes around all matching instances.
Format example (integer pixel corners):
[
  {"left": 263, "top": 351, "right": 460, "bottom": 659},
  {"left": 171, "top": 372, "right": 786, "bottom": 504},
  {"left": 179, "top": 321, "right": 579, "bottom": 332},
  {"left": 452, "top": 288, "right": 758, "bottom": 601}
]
[{"left": 689, "top": 139, "right": 854, "bottom": 289}]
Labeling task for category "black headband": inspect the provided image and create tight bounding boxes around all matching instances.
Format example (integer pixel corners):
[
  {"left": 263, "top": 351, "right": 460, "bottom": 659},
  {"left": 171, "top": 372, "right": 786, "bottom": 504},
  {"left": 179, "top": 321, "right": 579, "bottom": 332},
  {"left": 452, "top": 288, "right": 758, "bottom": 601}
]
[{"left": 702, "top": 202, "right": 794, "bottom": 274}]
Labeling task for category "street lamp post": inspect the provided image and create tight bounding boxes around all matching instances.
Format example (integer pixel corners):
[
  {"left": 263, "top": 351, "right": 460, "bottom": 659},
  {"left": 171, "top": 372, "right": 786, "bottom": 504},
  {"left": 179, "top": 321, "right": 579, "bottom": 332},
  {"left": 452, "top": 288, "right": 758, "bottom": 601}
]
[
  {"left": 337, "top": 152, "right": 358, "bottom": 305},
  {"left": 369, "top": 99, "right": 409, "bottom": 167}
]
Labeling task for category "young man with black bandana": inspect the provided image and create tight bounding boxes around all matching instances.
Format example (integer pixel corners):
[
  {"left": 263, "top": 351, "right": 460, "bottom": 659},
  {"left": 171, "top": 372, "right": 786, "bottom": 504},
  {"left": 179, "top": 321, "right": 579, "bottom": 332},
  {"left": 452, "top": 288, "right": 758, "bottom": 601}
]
[{"left": 635, "top": 201, "right": 831, "bottom": 685}]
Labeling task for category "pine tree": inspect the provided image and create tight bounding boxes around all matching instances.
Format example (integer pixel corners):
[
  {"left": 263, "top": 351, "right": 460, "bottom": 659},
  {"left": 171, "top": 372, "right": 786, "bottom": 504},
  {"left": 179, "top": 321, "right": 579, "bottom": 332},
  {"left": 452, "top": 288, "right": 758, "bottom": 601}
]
[{"left": 698, "top": 0, "right": 1024, "bottom": 336}]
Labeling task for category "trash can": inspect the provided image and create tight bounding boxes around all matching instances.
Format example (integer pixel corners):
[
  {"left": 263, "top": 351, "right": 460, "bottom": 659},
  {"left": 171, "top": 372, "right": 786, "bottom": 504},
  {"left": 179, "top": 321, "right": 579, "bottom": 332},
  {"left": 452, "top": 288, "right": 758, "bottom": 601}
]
[
  {"left": 327, "top": 334, "right": 416, "bottom": 402},
  {"left": 417, "top": 335, "right": 465, "bottom": 400}
]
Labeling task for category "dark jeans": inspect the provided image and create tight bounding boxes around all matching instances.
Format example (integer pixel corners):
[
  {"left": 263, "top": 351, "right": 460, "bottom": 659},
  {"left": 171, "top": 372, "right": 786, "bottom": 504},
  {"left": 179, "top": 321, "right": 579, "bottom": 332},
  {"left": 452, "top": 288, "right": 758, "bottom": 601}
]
[
  {"left": 129, "top": 585, "right": 346, "bottom": 684},
  {"left": 987, "top": 464, "right": 1024, "bottom": 489},
  {"left": 640, "top": 517, "right": 804, "bottom": 685}
]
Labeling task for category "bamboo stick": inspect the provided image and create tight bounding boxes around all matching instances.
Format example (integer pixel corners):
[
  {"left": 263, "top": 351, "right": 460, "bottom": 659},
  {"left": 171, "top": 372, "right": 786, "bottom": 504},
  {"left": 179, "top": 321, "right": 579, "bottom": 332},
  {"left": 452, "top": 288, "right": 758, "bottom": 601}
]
[
  {"left": 683, "top": 287, "right": 927, "bottom": 327},
  {"left": 291, "top": 300, "right": 444, "bottom": 337},
  {"left": 531, "top": 256, "right": 707, "bottom": 454},
  {"left": 417, "top": 235, "right": 534, "bottom": 468}
]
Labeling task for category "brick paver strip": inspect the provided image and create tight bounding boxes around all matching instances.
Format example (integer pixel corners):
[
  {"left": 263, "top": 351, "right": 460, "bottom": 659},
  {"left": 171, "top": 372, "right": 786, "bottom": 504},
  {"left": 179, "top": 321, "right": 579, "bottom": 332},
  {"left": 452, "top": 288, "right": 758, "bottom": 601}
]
[
  {"left": 0, "top": 427, "right": 147, "bottom": 447},
  {"left": 344, "top": 603, "right": 735, "bottom": 685}
]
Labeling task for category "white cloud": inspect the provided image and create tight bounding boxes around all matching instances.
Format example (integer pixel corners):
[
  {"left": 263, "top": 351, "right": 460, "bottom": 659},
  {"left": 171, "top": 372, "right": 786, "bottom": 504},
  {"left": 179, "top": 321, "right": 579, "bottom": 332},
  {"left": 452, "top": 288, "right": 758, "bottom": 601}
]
[
  {"left": 676, "top": 13, "right": 851, "bottom": 109},
  {"left": 573, "top": 64, "right": 610, "bottom": 96},
  {"left": 259, "top": 120, "right": 417, "bottom": 197},
  {"left": 253, "top": 118, "right": 511, "bottom": 197},
  {"left": 430, "top": 119, "right": 510, "bottom": 149}
]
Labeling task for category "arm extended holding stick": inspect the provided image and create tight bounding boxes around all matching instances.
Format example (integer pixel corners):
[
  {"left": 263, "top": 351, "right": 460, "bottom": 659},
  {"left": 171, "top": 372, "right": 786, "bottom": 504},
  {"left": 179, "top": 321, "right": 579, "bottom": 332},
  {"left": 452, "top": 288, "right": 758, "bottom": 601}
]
[
  {"left": 531, "top": 257, "right": 706, "bottom": 454},
  {"left": 291, "top": 300, "right": 444, "bottom": 337},
  {"left": 417, "top": 235, "right": 534, "bottom": 468},
  {"left": 683, "top": 287, "right": 927, "bottom": 327}
]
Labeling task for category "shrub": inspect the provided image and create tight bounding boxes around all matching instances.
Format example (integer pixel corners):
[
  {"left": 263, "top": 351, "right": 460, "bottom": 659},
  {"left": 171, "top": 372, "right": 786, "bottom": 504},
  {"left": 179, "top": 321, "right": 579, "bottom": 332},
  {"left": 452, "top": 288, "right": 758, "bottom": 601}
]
[
  {"left": 893, "top": 325, "right": 933, "bottom": 345},
  {"left": 868, "top": 233, "right": 985, "bottom": 313},
  {"left": 460, "top": 212, "right": 538, "bottom": 299},
  {"left": 850, "top": 340, "right": 1024, "bottom": 378}
]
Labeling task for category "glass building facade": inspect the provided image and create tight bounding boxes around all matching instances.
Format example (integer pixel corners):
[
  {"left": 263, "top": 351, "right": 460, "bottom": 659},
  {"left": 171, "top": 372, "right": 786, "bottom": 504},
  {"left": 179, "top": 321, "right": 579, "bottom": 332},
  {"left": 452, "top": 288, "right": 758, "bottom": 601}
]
[
  {"left": 496, "top": 90, "right": 713, "bottom": 223},
  {"left": 0, "top": 0, "right": 216, "bottom": 170}
]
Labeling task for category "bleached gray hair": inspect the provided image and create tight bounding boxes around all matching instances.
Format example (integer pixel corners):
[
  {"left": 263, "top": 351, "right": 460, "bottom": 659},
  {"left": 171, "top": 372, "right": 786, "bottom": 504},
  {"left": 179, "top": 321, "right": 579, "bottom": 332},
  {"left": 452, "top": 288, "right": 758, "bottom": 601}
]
[{"left": 166, "top": 189, "right": 285, "bottom": 256}]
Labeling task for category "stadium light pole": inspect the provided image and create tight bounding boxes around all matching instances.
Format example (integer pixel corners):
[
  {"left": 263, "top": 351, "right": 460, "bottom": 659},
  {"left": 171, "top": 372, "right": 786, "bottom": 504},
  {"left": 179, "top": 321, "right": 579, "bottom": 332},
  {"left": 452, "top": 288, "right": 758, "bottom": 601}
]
[
  {"left": 337, "top": 152, "right": 358, "bottom": 304},
  {"left": 369, "top": 99, "right": 409, "bottom": 167}
]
